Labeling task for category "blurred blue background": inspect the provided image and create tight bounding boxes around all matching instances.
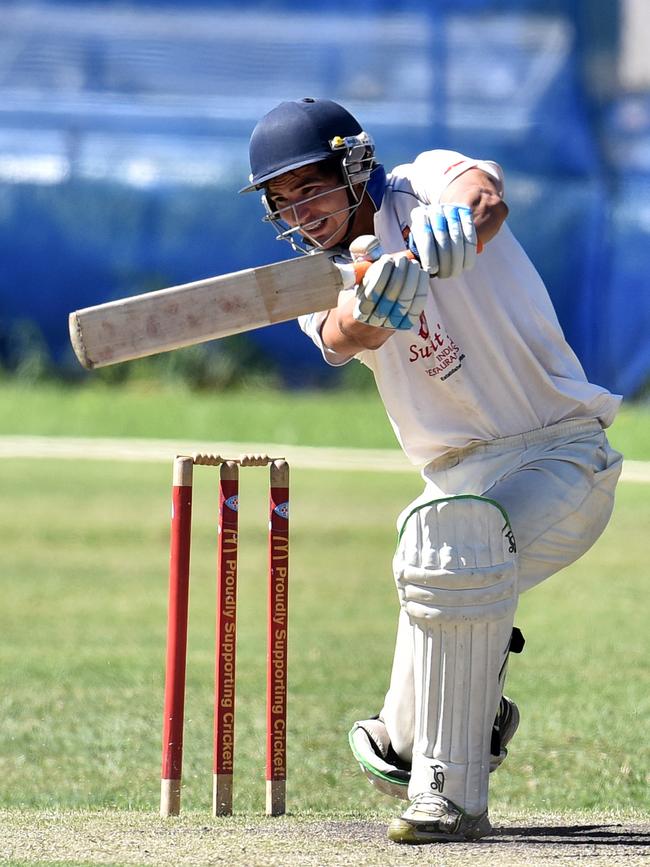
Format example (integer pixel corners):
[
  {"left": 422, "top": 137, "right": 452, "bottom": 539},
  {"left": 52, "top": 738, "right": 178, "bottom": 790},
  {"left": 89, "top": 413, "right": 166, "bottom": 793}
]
[{"left": 0, "top": 0, "right": 648, "bottom": 395}]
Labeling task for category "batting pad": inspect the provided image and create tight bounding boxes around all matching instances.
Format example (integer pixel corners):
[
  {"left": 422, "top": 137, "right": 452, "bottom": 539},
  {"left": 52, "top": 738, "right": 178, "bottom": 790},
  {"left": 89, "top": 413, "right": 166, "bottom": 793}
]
[{"left": 393, "top": 496, "right": 518, "bottom": 814}]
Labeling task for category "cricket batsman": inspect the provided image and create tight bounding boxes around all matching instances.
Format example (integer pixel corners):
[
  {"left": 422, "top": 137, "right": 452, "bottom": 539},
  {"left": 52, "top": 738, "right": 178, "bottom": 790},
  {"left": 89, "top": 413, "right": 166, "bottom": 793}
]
[{"left": 241, "top": 97, "right": 623, "bottom": 844}]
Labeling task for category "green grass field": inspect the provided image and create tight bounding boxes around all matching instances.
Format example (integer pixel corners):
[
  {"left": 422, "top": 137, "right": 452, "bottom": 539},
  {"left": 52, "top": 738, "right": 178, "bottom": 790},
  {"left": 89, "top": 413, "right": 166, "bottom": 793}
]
[
  {"left": 0, "top": 381, "right": 649, "bottom": 457},
  {"left": 0, "top": 384, "right": 648, "bottom": 865}
]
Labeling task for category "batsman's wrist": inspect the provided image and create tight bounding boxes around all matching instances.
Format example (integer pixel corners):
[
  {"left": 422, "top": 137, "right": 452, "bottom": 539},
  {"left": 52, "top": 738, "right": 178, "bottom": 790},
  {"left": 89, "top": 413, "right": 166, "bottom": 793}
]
[{"left": 337, "top": 310, "right": 394, "bottom": 348}]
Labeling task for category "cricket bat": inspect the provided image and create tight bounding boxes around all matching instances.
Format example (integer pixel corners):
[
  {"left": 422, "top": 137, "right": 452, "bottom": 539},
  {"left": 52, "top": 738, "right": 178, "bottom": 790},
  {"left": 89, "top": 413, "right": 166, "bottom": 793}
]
[{"left": 68, "top": 250, "right": 375, "bottom": 370}]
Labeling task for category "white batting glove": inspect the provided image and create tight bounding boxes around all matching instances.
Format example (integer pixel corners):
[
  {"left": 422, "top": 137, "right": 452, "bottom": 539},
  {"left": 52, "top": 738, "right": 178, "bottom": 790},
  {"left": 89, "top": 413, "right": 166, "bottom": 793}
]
[
  {"left": 353, "top": 254, "right": 429, "bottom": 330},
  {"left": 409, "top": 203, "right": 478, "bottom": 278}
]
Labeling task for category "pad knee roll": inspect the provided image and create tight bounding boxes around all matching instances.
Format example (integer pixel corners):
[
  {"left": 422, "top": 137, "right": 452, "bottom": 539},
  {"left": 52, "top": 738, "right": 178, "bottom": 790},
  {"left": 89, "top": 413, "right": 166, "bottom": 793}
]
[{"left": 393, "top": 495, "right": 518, "bottom": 626}]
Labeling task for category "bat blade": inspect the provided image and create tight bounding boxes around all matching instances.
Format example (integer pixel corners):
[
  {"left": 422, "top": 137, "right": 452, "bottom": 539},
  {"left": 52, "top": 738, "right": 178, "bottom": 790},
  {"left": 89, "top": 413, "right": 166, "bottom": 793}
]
[{"left": 69, "top": 252, "right": 357, "bottom": 369}]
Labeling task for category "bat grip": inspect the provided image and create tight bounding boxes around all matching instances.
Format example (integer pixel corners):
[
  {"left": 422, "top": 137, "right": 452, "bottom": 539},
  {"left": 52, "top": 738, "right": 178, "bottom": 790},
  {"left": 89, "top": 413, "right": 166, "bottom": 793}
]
[
  {"left": 352, "top": 250, "right": 416, "bottom": 286},
  {"left": 349, "top": 240, "right": 484, "bottom": 286},
  {"left": 352, "top": 259, "right": 373, "bottom": 285}
]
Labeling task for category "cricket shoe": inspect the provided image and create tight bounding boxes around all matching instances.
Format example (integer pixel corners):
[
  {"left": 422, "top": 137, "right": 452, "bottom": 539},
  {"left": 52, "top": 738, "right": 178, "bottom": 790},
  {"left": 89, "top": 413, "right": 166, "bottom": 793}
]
[
  {"left": 349, "top": 697, "right": 520, "bottom": 800},
  {"left": 387, "top": 792, "right": 492, "bottom": 844},
  {"left": 348, "top": 717, "right": 410, "bottom": 800}
]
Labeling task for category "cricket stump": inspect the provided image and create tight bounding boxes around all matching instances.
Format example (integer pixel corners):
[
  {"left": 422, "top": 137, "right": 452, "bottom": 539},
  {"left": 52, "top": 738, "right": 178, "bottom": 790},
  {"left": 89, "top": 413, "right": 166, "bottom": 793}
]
[
  {"left": 160, "top": 456, "right": 193, "bottom": 817},
  {"left": 266, "top": 460, "right": 289, "bottom": 815},
  {"left": 213, "top": 461, "right": 240, "bottom": 816}
]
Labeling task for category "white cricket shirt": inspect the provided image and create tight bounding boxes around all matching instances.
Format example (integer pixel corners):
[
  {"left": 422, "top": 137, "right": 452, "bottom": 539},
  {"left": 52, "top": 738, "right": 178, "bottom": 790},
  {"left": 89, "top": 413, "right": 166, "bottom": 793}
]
[{"left": 299, "top": 150, "right": 621, "bottom": 466}]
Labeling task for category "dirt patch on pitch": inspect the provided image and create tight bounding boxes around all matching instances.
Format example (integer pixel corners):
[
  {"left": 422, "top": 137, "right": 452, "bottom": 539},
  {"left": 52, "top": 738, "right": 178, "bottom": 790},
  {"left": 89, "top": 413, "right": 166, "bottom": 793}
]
[
  {"left": 1, "top": 811, "right": 648, "bottom": 866},
  {"left": 283, "top": 818, "right": 650, "bottom": 865}
]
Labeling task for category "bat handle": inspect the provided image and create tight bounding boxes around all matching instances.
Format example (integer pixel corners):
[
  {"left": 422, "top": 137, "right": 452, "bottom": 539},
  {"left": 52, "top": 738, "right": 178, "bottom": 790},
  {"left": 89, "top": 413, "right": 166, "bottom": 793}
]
[
  {"left": 351, "top": 258, "right": 373, "bottom": 285},
  {"left": 352, "top": 240, "right": 484, "bottom": 283},
  {"left": 347, "top": 230, "right": 484, "bottom": 287},
  {"left": 351, "top": 250, "right": 416, "bottom": 285},
  {"left": 336, "top": 235, "right": 416, "bottom": 291}
]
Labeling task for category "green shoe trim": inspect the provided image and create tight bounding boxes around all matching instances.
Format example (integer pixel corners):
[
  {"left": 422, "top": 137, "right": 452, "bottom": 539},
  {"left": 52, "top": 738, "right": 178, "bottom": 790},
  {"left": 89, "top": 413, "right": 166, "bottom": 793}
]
[{"left": 348, "top": 725, "right": 409, "bottom": 790}]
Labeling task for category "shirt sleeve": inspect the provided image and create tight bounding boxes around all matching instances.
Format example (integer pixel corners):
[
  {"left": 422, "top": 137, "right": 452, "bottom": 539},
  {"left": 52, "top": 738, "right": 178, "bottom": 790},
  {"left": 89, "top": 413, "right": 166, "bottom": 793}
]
[
  {"left": 409, "top": 150, "right": 505, "bottom": 203},
  {"left": 297, "top": 312, "right": 353, "bottom": 367}
]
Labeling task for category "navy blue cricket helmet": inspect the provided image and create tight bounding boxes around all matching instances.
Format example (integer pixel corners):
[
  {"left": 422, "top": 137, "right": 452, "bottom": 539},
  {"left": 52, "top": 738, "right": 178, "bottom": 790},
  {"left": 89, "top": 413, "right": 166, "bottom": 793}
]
[
  {"left": 240, "top": 97, "right": 369, "bottom": 193},
  {"left": 241, "top": 97, "right": 385, "bottom": 253}
]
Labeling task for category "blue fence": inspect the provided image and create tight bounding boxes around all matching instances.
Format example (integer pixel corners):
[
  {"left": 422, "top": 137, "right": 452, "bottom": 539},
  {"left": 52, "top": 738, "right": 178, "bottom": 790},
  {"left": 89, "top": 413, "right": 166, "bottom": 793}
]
[{"left": 0, "top": 0, "right": 647, "bottom": 395}]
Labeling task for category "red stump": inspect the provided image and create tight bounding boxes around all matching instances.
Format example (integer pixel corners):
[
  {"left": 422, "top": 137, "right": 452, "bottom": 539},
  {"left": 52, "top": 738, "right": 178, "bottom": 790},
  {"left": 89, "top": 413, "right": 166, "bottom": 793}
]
[
  {"left": 266, "top": 460, "right": 289, "bottom": 815},
  {"left": 160, "top": 456, "right": 193, "bottom": 817},
  {"left": 213, "top": 461, "right": 240, "bottom": 816}
]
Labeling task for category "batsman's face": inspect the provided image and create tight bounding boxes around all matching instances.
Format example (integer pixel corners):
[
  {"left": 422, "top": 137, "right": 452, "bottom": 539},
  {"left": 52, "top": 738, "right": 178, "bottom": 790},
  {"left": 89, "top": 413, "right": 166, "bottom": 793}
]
[{"left": 266, "top": 165, "right": 352, "bottom": 248}]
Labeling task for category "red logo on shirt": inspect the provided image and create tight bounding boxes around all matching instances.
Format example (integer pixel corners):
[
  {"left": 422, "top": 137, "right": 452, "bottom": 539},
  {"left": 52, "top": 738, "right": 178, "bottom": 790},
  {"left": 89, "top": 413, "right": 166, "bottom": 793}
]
[{"left": 409, "top": 313, "right": 465, "bottom": 381}]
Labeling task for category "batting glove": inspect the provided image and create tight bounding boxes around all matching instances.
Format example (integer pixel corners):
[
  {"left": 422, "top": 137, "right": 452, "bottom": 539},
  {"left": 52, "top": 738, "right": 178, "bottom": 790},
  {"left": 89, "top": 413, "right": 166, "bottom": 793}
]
[
  {"left": 353, "top": 254, "right": 429, "bottom": 330},
  {"left": 409, "top": 203, "right": 478, "bottom": 279}
]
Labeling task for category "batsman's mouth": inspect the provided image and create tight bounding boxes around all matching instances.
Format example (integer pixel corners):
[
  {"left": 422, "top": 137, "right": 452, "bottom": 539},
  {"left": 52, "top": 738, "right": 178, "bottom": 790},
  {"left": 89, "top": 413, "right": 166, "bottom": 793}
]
[
  {"left": 304, "top": 217, "right": 328, "bottom": 235},
  {"left": 310, "top": 217, "right": 350, "bottom": 246}
]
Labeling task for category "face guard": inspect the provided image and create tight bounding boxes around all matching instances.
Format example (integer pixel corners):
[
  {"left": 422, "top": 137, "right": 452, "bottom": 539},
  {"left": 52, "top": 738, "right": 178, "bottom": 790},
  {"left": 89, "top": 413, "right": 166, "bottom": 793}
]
[{"left": 261, "top": 132, "right": 376, "bottom": 254}]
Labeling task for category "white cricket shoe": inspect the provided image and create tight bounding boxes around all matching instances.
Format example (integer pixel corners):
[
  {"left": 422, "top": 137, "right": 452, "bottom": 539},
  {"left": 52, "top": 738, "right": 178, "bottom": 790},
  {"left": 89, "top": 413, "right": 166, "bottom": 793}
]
[{"left": 387, "top": 792, "right": 492, "bottom": 844}]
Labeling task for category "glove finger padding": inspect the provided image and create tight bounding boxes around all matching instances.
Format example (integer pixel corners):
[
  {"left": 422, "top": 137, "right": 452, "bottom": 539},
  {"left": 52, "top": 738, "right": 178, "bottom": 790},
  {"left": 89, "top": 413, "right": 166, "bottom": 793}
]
[
  {"left": 354, "top": 255, "right": 429, "bottom": 330},
  {"left": 408, "top": 207, "right": 439, "bottom": 275},
  {"left": 395, "top": 266, "right": 430, "bottom": 329},
  {"left": 355, "top": 255, "right": 405, "bottom": 324},
  {"left": 457, "top": 205, "right": 478, "bottom": 272},
  {"left": 373, "top": 257, "right": 416, "bottom": 329},
  {"left": 409, "top": 203, "right": 478, "bottom": 279},
  {"left": 388, "top": 259, "right": 419, "bottom": 328},
  {"left": 442, "top": 205, "right": 465, "bottom": 278},
  {"left": 429, "top": 206, "right": 453, "bottom": 278}
]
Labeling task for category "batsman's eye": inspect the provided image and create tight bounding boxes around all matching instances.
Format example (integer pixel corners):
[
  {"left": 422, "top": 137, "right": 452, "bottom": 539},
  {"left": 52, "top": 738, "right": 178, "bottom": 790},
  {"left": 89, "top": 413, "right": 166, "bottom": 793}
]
[{"left": 274, "top": 198, "right": 297, "bottom": 213}]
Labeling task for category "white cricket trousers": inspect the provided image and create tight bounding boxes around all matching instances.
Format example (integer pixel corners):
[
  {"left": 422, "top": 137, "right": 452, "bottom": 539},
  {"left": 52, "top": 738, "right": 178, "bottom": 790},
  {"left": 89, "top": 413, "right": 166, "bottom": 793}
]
[{"left": 382, "top": 417, "right": 623, "bottom": 761}]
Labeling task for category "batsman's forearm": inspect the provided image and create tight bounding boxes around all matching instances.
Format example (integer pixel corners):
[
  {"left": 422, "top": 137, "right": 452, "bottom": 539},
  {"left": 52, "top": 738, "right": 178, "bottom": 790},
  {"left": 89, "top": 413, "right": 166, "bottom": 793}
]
[
  {"left": 473, "top": 195, "right": 509, "bottom": 245},
  {"left": 321, "top": 296, "right": 394, "bottom": 355},
  {"left": 439, "top": 167, "right": 509, "bottom": 246}
]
